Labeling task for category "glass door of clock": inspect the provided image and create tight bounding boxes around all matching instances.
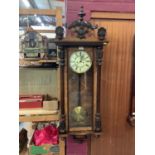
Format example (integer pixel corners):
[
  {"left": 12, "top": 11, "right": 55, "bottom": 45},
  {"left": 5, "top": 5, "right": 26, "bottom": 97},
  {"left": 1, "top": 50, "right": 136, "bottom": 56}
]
[{"left": 68, "top": 48, "right": 94, "bottom": 130}]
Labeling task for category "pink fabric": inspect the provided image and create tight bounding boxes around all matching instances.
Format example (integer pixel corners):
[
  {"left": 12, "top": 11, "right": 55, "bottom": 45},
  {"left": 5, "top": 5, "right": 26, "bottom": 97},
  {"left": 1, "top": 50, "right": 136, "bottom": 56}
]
[{"left": 33, "top": 125, "right": 58, "bottom": 146}]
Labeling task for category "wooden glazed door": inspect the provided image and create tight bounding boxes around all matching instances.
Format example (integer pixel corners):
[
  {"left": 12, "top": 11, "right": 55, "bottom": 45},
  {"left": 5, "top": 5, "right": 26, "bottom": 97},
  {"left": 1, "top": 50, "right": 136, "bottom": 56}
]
[{"left": 90, "top": 12, "right": 135, "bottom": 155}]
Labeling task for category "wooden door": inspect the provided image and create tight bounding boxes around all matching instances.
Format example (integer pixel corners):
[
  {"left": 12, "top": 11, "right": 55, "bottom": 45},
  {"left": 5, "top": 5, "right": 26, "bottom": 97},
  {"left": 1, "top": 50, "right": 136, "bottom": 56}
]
[{"left": 90, "top": 12, "right": 135, "bottom": 155}]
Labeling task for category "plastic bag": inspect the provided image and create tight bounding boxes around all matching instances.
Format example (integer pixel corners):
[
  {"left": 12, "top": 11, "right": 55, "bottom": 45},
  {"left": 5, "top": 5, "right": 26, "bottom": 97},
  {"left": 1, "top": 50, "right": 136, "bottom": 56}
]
[{"left": 33, "top": 125, "right": 58, "bottom": 146}]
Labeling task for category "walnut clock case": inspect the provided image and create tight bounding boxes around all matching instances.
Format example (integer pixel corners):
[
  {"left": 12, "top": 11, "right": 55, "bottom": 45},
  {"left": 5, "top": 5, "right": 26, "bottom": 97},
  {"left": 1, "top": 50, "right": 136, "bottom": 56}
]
[{"left": 54, "top": 7, "right": 107, "bottom": 137}]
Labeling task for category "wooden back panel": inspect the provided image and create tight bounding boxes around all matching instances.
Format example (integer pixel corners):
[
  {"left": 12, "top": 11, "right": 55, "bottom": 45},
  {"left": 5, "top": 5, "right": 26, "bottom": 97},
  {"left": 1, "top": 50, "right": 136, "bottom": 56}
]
[{"left": 90, "top": 12, "right": 135, "bottom": 155}]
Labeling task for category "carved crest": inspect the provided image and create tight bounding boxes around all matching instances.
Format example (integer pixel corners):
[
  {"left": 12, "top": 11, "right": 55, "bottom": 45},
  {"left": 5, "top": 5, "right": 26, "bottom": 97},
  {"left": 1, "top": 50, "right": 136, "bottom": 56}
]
[
  {"left": 68, "top": 6, "right": 97, "bottom": 39},
  {"left": 55, "top": 6, "right": 107, "bottom": 41}
]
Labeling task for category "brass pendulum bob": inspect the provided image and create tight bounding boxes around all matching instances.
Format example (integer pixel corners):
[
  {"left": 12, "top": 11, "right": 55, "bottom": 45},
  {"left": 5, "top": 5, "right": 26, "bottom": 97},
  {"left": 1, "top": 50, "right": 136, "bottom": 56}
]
[{"left": 72, "top": 74, "right": 87, "bottom": 124}]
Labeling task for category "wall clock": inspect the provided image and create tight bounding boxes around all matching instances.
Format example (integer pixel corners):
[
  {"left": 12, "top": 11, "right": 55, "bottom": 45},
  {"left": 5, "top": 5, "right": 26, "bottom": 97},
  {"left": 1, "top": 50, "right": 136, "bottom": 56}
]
[{"left": 54, "top": 6, "right": 107, "bottom": 137}]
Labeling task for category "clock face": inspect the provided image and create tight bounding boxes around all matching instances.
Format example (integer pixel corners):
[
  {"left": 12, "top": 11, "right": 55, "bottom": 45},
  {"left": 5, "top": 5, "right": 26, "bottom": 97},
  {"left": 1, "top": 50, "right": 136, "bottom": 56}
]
[{"left": 69, "top": 51, "right": 92, "bottom": 73}]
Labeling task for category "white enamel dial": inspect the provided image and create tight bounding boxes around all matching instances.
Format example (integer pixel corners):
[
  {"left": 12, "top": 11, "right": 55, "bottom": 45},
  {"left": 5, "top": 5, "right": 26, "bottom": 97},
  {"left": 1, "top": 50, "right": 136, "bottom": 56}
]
[{"left": 69, "top": 51, "right": 92, "bottom": 73}]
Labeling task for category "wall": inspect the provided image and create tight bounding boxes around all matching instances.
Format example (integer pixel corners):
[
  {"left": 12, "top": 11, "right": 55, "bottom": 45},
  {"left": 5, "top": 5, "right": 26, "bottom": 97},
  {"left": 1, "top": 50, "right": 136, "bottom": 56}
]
[
  {"left": 65, "top": 11, "right": 135, "bottom": 155},
  {"left": 89, "top": 12, "right": 135, "bottom": 155},
  {"left": 66, "top": 0, "right": 135, "bottom": 24},
  {"left": 66, "top": 1, "right": 135, "bottom": 154}
]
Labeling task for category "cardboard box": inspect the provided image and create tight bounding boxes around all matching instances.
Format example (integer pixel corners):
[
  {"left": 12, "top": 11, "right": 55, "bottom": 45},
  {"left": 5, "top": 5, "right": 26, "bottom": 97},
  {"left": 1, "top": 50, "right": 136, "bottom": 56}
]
[
  {"left": 43, "top": 100, "right": 58, "bottom": 111},
  {"left": 29, "top": 144, "right": 59, "bottom": 155},
  {"left": 29, "top": 134, "right": 59, "bottom": 155},
  {"left": 29, "top": 125, "right": 59, "bottom": 155},
  {"left": 19, "top": 95, "right": 43, "bottom": 109}
]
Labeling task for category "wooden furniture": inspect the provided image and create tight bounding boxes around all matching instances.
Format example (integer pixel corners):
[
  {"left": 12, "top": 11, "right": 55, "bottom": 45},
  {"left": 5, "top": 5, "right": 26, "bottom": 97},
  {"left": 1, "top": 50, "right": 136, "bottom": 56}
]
[
  {"left": 19, "top": 8, "right": 65, "bottom": 155},
  {"left": 89, "top": 12, "right": 135, "bottom": 155},
  {"left": 54, "top": 7, "right": 107, "bottom": 139},
  {"left": 19, "top": 108, "right": 59, "bottom": 122},
  {"left": 19, "top": 7, "right": 63, "bottom": 63},
  {"left": 128, "top": 36, "right": 135, "bottom": 127},
  {"left": 19, "top": 8, "right": 63, "bottom": 122}
]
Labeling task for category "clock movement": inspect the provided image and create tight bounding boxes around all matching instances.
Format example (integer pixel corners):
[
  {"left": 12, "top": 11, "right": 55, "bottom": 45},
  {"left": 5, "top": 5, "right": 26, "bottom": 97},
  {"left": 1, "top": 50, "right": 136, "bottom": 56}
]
[{"left": 54, "top": 6, "right": 107, "bottom": 137}]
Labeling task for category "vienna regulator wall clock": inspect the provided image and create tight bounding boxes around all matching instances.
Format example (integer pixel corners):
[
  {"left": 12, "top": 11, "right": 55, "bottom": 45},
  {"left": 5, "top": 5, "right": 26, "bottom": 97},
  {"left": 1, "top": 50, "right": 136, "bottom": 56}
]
[{"left": 54, "top": 6, "right": 107, "bottom": 137}]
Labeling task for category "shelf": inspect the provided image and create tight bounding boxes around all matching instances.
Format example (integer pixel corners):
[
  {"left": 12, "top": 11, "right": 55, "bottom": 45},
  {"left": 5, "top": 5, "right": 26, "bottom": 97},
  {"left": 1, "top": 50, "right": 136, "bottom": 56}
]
[
  {"left": 19, "top": 114, "right": 59, "bottom": 122},
  {"left": 19, "top": 108, "right": 58, "bottom": 115},
  {"left": 19, "top": 59, "right": 58, "bottom": 68},
  {"left": 19, "top": 108, "right": 59, "bottom": 122},
  {"left": 20, "top": 59, "right": 57, "bottom": 62},
  {"left": 38, "top": 60, "right": 57, "bottom": 63}
]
